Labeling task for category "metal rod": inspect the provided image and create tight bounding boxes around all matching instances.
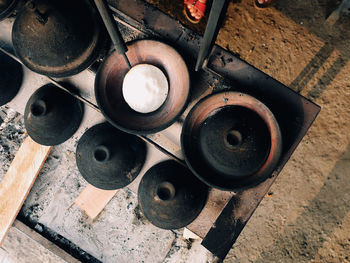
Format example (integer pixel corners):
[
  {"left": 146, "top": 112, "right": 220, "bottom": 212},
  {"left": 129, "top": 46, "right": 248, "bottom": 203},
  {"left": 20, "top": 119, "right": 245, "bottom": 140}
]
[
  {"left": 93, "top": 0, "right": 131, "bottom": 69},
  {"left": 122, "top": 53, "right": 131, "bottom": 69},
  {"left": 195, "top": 0, "right": 227, "bottom": 71}
]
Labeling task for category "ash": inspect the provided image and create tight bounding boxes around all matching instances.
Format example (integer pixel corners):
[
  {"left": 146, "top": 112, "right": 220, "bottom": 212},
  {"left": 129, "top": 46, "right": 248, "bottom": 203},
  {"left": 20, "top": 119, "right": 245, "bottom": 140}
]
[{"left": 0, "top": 106, "right": 25, "bottom": 182}]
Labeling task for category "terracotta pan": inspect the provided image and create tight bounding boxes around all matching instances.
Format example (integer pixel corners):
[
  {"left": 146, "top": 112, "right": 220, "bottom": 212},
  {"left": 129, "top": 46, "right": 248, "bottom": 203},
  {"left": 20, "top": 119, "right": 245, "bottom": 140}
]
[
  {"left": 95, "top": 39, "right": 190, "bottom": 135},
  {"left": 181, "top": 91, "right": 282, "bottom": 191}
]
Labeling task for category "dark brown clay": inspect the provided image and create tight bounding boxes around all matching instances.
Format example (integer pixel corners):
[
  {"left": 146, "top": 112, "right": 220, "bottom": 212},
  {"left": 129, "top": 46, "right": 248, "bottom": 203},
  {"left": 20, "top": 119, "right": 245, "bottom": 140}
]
[
  {"left": 76, "top": 122, "right": 147, "bottom": 190},
  {"left": 95, "top": 39, "right": 190, "bottom": 135},
  {"left": 12, "top": 0, "right": 108, "bottom": 77},
  {"left": 138, "top": 160, "right": 208, "bottom": 230},
  {"left": 24, "top": 84, "right": 84, "bottom": 146},
  {"left": 0, "top": 50, "right": 23, "bottom": 106},
  {"left": 181, "top": 91, "right": 282, "bottom": 191},
  {"left": 0, "top": 0, "right": 18, "bottom": 21}
]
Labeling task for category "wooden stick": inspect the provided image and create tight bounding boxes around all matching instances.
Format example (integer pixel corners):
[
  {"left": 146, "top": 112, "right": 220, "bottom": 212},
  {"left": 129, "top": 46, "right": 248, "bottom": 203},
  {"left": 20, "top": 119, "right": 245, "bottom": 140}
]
[
  {"left": 74, "top": 184, "right": 117, "bottom": 220},
  {"left": 0, "top": 136, "right": 52, "bottom": 246}
]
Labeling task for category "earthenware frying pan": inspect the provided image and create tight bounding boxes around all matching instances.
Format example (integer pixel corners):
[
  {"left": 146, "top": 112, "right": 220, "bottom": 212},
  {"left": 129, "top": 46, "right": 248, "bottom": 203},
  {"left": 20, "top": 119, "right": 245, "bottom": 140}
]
[
  {"left": 181, "top": 91, "right": 283, "bottom": 191},
  {"left": 93, "top": 0, "right": 190, "bottom": 135}
]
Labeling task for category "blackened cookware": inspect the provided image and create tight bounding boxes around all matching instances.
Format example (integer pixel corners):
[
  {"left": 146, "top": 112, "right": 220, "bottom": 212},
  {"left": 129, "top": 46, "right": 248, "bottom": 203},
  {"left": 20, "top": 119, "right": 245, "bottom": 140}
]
[
  {"left": 181, "top": 91, "right": 282, "bottom": 191},
  {"left": 138, "top": 160, "right": 208, "bottom": 229}
]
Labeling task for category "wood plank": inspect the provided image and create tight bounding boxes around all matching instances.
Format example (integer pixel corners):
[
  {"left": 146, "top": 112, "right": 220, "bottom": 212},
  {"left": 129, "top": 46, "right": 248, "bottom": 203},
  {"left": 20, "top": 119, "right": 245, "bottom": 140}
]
[
  {"left": 183, "top": 228, "right": 200, "bottom": 240},
  {"left": 187, "top": 189, "right": 234, "bottom": 238},
  {"left": 0, "top": 136, "right": 52, "bottom": 246},
  {"left": 12, "top": 220, "right": 80, "bottom": 263},
  {"left": 0, "top": 220, "right": 79, "bottom": 263},
  {"left": 74, "top": 184, "right": 117, "bottom": 220},
  {"left": 74, "top": 143, "right": 169, "bottom": 220}
]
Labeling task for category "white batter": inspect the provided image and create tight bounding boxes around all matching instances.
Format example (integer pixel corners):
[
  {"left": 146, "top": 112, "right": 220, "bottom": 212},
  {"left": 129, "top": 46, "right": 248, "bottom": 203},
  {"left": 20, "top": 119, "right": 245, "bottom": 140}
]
[{"left": 122, "top": 64, "right": 169, "bottom": 113}]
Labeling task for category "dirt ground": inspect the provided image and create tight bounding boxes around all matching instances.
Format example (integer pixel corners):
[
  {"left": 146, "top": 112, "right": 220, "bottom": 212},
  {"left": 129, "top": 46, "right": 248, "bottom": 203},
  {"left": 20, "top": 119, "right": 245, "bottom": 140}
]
[{"left": 146, "top": 0, "right": 350, "bottom": 262}]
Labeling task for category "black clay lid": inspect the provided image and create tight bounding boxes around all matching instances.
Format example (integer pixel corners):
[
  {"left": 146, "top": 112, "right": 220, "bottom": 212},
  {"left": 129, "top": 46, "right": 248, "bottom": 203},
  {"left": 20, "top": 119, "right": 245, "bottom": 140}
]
[
  {"left": 0, "top": 0, "right": 18, "bottom": 21},
  {"left": 12, "top": 0, "right": 108, "bottom": 77},
  {"left": 138, "top": 160, "right": 208, "bottom": 230},
  {"left": 76, "top": 122, "right": 147, "bottom": 190},
  {"left": 197, "top": 105, "right": 271, "bottom": 177},
  {"left": 181, "top": 91, "right": 282, "bottom": 191},
  {"left": 24, "top": 84, "right": 84, "bottom": 146},
  {"left": 0, "top": 50, "right": 23, "bottom": 106}
]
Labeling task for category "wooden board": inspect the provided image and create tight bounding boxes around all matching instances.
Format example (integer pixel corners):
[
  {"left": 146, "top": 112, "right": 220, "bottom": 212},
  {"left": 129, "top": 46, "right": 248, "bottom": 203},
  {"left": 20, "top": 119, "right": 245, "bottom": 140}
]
[
  {"left": 0, "top": 136, "right": 52, "bottom": 246},
  {"left": 74, "top": 142, "right": 169, "bottom": 220},
  {"left": 74, "top": 184, "right": 118, "bottom": 220},
  {"left": 0, "top": 220, "right": 80, "bottom": 263}
]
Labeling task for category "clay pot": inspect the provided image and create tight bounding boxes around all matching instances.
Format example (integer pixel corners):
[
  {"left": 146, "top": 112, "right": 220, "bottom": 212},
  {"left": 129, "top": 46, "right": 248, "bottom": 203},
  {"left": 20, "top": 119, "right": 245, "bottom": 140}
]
[
  {"left": 95, "top": 40, "right": 190, "bottom": 135},
  {"left": 181, "top": 91, "right": 282, "bottom": 191},
  {"left": 138, "top": 160, "right": 208, "bottom": 229},
  {"left": 0, "top": 50, "right": 23, "bottom": 106},
  {"left": 24, "top": 84, "right": 84, "bottom": 146},
  {"left": 76, "top": 122, "right": 147, "bottom": 190},
  {"left": 12, "top": 0, "right": 108, "bottom": 77}
]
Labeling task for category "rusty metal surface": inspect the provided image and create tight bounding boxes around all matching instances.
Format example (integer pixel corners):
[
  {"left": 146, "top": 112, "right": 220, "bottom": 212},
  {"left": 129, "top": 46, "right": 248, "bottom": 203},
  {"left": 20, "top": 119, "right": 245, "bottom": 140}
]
[
  {"left": 201, "top": 45, "right": 321, "bottom": 261},
  {"left": 76, "top": 122, "right": 147, "bottom": 190}
]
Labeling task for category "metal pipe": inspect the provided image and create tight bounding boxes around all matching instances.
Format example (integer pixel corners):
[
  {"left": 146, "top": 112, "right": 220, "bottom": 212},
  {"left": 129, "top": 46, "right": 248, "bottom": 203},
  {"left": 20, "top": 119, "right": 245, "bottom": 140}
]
[
  {"left": 93, "top": 0, "right": 131, "bottom": 69},
  {"left": 195, "top": 0, "right": 227, "bottom": 71}
]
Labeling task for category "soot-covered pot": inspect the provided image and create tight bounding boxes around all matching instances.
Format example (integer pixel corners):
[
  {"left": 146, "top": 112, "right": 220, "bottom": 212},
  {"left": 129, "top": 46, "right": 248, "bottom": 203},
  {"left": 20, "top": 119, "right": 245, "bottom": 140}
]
[
  {"left": 181, "top": 91, "right": 282, "bottom": 191},
  {"left": 76, "top": 122, "right": 147, "bottom": 190},
  {"left": 12, "top": 0, "right": 108, "bottom": 77},
  {"left": 138, "top": 160, "right": 208, "bottom": 229},
  {"left": 0, "top": 50, "right": 23, "bottom": 106},
  {"left": 24, "top": 84, "right": 84, "bottom": 146}
]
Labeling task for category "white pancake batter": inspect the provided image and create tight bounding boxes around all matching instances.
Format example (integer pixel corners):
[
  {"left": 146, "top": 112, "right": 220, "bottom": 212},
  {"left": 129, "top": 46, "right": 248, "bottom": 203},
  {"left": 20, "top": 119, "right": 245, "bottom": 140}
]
[{"left": 122, "top": 64, "right": 169, "bottom": 113}]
